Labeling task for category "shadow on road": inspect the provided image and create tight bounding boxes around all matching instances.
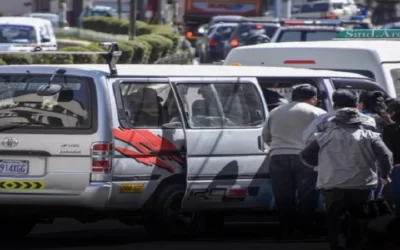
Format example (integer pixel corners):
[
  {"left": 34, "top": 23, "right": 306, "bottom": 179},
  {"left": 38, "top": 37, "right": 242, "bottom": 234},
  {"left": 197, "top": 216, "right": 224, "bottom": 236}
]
[{"left": 0, "top": 223, "right": 327, "bottom": 250}]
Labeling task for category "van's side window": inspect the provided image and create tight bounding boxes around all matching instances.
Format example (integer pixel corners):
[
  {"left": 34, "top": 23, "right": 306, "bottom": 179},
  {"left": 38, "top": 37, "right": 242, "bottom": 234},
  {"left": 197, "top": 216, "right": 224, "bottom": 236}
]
[
  {"left": 176, "top": 83, "right": 264, "bottom": 128},
  {"left": 119, "top": 83, "right": 182, "bottom": 128}
]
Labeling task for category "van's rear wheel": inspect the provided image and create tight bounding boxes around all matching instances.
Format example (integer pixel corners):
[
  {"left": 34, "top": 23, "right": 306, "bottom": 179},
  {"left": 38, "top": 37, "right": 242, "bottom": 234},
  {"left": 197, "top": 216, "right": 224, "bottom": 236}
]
[
  {"left": 0, "top": 216, "right": 36, "bottom": 240},
  {"left": 143, "top": 184, "right": 201, "bottom": 239}
]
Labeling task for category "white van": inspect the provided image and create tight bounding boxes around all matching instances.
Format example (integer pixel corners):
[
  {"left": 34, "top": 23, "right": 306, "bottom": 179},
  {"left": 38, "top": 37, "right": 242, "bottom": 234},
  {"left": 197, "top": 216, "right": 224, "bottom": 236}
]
[
  {"left": 224, "top": 40, "right": 400, "bottom": 98},
  {"left": 0, "top": 17, "right": 57, "bottom": 52},
  {"left": 0, "top": 45, "right": 388, "bottom": 239}
]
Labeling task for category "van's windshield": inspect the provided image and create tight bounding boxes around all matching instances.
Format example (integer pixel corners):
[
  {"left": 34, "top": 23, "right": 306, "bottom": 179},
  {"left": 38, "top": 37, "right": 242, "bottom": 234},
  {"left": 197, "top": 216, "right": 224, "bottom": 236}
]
[
  {"left": 0, "top": 75, "right": 92, "bottom": 129},
  {"left": 0, "top": 24, "right": 37, "bottom": 44}
]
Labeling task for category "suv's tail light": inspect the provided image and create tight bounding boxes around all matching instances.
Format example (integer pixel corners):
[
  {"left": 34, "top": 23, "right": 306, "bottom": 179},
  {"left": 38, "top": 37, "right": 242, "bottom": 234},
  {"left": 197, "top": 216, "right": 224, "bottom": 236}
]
[
  {"left": 91, "top": 142, "right": 113, "bottom": 173},
  {"left": 209, "top": 37, "right": 218, "bottom": 46}
]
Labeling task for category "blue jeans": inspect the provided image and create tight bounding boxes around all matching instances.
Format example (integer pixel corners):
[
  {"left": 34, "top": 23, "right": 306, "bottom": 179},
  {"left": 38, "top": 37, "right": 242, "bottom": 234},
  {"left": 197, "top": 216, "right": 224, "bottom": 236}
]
[{"left": 269, "top": 154, "right": 319, "bottom": 232}]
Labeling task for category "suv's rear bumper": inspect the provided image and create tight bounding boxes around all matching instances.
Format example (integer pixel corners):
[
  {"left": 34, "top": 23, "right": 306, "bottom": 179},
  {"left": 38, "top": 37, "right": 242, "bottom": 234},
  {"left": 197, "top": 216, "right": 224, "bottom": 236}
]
[{"left": 0, "top": 182, "right": 111, "bottom": 209}]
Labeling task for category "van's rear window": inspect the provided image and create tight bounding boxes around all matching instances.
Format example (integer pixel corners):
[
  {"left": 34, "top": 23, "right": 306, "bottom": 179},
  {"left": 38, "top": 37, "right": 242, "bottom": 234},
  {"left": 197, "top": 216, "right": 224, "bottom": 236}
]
[{"left": 0, "top": 75, "right": 92, "bottom": 129}]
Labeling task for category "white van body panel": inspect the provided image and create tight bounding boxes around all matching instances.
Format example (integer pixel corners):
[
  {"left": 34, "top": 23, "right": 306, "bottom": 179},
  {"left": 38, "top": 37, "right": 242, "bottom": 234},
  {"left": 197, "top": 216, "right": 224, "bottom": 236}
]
[{"left": 224, "top": 41, "right": 400, "bottom": 97}]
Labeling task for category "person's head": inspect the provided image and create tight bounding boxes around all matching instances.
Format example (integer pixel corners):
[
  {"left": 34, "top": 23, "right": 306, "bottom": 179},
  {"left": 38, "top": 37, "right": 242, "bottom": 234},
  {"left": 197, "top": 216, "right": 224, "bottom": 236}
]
[
  {"left": 332, "top": 89, "right": 359, "bottom": 110},
  {"left": 358, "top": 90, "right": 386, "bottom": 114},
  {"left": 387, "top": 98, "right": 400, "bottom": 116},
  {"left": 291, "top": 84, "right": 318, "bottom": 105},
  {"left": 330, "top": 107, "right": 367, "bottom": 126}
]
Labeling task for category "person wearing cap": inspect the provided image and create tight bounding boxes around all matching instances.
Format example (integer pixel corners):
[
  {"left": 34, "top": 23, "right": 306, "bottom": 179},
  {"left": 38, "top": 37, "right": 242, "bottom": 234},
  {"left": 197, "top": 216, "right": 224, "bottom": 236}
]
[
  {"left": 262, "top": 84, "right": 326, "bottom": 238},
  {"left": 300, "top": 108, "right": 393, "bottom": 250},
  {"left": 303, "top": 89, "right": 376, "bottom": 144}
]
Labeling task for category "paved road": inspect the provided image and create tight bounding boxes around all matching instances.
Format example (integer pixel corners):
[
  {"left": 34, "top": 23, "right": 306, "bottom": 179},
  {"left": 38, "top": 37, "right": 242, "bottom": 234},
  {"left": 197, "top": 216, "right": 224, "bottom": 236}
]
[{"left": 0, "top": 219, "right": 330, "bottom": 250}]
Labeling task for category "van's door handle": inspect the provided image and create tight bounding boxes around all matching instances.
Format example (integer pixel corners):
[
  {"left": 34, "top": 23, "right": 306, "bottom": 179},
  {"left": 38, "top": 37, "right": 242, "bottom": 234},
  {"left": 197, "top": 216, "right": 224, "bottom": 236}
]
[{"left": 258, "top": 136, "right": 264, "bottom": 151}]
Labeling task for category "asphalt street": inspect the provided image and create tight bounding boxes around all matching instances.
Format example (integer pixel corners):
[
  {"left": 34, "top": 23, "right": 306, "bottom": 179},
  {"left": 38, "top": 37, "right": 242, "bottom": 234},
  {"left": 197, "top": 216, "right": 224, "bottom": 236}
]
[{"left": 0, "top": 219, "right": 330, "bottom": 250}]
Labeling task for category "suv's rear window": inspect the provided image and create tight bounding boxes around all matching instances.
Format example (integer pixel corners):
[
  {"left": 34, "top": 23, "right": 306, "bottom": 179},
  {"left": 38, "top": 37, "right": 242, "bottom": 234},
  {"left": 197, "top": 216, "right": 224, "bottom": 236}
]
[
  {"left": 236, "top": 24, "right": 278, "bottom": 40},
  {"left": 0, "top": 75, "right": 92, "bottom": 129}
]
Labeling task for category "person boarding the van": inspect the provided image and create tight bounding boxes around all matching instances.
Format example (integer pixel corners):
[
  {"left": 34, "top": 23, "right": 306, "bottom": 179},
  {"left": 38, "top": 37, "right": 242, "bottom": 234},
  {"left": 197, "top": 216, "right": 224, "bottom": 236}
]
[
  {"left": 303, "top": 89, "right": 376, "bottom": 144},
  {"left": 299, "top": 108, "right": 393, "bottom": 250},
  {"left": 262, "top": 84, "right": 326, "bottom": 238}
]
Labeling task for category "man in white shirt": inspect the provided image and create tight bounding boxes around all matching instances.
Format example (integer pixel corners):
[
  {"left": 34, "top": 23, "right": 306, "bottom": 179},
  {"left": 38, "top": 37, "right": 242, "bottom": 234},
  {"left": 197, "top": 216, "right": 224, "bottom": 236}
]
[{"left": 262, "top": 84, "right": 326, "bottom": 238}]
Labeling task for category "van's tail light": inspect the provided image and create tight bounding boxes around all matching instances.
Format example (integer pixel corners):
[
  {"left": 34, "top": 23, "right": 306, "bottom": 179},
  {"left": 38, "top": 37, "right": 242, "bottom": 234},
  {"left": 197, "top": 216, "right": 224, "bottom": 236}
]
[
  {"left": 230, "top": 37, "right": 239, "bottom": 47},
  {"left": 91, "top": 142, "right": 113, "bottom": 173},
  {"left": 209, "top": 37, "right": 218, "bottom": 46}
]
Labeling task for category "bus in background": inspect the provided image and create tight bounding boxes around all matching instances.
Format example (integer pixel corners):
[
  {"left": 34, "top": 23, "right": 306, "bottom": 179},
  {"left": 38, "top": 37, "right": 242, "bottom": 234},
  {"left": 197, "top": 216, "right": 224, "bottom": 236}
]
[{"left": 291, "top": 0, "right": 364, "bottom": 20}]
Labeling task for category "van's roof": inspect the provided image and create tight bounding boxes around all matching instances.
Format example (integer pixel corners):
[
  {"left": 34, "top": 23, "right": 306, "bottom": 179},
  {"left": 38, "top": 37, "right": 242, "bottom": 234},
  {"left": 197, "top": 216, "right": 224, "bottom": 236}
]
[
  {"left": 4, "top": 64, "right": 368, "bottom": 78},
  {"left": 0, "top": 17, "right": 47, "bottom": 26},
  {"left": 231, "top": 41, "right": 400, "bottom": 63}
]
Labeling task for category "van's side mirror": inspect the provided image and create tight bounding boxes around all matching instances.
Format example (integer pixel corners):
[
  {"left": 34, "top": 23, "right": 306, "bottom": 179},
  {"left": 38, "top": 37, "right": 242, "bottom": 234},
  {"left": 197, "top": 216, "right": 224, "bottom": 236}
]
[{"left": 41, "top": 36, "right": 51, "bottom": 43}]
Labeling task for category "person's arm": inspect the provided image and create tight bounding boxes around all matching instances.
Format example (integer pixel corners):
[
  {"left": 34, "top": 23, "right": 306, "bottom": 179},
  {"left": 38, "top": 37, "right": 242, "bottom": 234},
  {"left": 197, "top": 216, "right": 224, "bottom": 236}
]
[
  {"left": 262, "top": 116, "right": 272, "bottom": 146},
  {"left": 303, "top": 118, "right": 319, "bottom": 144},
  {"left": 382, "top": 125, "right": 395, "bottom": 153},
  {"left": 371, "top": 137, "right": 393, "bottom": 179},
  {"left": 299, "top": 139, "right": 320, "bottom": 168}
]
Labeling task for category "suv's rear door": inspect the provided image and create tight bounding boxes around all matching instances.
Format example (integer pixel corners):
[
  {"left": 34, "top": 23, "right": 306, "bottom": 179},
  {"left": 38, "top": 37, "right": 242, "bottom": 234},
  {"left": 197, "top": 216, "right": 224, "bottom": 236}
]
[
  {"left": 0, "top": 68, "right": 96, "bottom": 198},
  {"left": 170, "top": 77, "right": 269, "bottom": 211}
]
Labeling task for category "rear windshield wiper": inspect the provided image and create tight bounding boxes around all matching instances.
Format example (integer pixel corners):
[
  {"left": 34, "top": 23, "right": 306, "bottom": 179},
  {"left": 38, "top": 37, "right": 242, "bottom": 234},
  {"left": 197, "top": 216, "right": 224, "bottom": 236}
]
[{"left": 0, "top": 121, "right": 53, "bottom": 132}]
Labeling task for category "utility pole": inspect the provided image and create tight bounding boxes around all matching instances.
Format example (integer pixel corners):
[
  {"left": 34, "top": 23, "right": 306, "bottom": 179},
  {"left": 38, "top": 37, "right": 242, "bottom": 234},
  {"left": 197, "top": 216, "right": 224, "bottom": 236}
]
[
  {"left": 117, "top": 0, "right": 122, "bottom": 20},
  {"left": 129, "top": 0, "right": 137, "bottom": 40}
]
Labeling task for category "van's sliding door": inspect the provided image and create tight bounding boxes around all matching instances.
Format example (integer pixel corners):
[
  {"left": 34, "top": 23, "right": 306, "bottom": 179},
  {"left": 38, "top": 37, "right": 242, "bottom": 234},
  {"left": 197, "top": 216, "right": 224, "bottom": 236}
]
[{"left": 169, "top": 77, "right": 270, "bottom": 212}]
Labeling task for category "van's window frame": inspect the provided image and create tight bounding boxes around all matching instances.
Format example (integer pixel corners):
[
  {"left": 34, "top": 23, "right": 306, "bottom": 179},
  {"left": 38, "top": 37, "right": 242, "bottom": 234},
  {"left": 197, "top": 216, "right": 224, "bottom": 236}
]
[
  {"left": 173, "top": 80, "right": 266, "bottom": 130},
  {"left": 256, "top": 77, "right": 328, "bottom": 111},
  {"left": 113, "top": 81, "right": 184, "bottom": 129},
  {"left": 0, "top": 74, "right": 98, "bottom": 135}
]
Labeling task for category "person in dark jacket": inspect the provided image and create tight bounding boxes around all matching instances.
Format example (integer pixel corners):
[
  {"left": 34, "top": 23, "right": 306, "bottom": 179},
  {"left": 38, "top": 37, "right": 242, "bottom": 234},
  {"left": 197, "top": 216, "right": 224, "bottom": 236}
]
[
  {"left": 383, "top": 110, "right": 400, "bottom": 216},
  {"left": 300, "top": 108, "right": 393, "bottom": 250},
  {"left": 359, "top": 91, "right": 393, "bottom": 133}
]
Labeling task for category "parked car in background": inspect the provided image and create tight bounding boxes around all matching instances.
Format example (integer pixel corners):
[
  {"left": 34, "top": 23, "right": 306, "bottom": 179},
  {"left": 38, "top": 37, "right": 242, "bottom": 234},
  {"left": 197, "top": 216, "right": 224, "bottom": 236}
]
[
  {"left": 0, "top": 17, "right": 57, "bottom": 51},
  {"left": 270, "top": 22, "right": 344, "bottom": 43},
  {"left": 196, "top": 23, "right": 238, "bottom": 63},
  {"left": 224, "top": 21, "right": 280, "bottom": 58},
  {"left": 23, "top": 13, "right": 66, "bottom": 29}
]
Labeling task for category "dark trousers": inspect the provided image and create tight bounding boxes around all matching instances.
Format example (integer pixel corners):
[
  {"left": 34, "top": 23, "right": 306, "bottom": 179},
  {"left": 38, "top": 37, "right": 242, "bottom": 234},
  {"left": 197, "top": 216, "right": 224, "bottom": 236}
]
[
  {"left": 269, "top": 154, "right": 319, "bottom": 233},
  {"left": 323, "top": 189, "right": 370, "bottom": 250}
]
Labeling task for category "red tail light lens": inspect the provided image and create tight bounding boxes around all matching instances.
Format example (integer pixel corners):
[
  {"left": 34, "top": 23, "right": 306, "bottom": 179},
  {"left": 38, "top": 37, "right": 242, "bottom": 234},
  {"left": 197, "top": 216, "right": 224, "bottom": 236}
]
[
  {"left": 209, "top": 37, "right": 218, "bottom": 46},
  {"left": 91, "top": 142, "right": 113, "bottom": 173}
]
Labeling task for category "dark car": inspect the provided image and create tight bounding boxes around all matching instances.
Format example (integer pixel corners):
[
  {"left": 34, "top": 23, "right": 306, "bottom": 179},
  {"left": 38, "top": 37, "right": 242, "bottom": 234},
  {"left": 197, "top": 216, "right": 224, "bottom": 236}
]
[
  {"left": 196, "top": 23, "right": 238, "bottom": 63},
  {"left": 224, "top": 22, "right": 280, "bottom": 57}
]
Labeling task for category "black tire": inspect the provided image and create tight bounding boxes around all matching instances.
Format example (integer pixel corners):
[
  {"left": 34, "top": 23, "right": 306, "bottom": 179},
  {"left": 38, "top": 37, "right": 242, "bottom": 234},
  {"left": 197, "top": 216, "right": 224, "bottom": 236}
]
[
  {"left": 0, "top": 216, "right": 36, "bottom": 240},
  {"left": 143, "top": 184, "right": 203, "bottom": 240}
]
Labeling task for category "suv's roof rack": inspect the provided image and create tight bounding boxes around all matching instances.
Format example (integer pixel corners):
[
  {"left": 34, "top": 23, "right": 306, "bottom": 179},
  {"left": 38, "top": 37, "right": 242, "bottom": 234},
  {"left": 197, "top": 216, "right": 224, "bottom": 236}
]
[{"left": 0, "top": 42, "right": 122, "bottom": 76}]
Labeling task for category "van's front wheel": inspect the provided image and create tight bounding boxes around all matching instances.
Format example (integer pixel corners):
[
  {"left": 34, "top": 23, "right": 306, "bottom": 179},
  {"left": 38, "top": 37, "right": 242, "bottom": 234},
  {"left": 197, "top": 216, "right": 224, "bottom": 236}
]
[
  {"left": 143, "top": 184, "right": 203, "bottom": 239},
  {"left": 0, "top": 216, "right": 36, "bottom": 240}
]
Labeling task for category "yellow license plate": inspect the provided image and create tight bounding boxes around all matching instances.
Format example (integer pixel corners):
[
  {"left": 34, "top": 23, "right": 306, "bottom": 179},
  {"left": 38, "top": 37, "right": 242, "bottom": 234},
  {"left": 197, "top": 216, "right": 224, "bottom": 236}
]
[{"left": 120, "top": 184, "right": 144, "bottom": 193}]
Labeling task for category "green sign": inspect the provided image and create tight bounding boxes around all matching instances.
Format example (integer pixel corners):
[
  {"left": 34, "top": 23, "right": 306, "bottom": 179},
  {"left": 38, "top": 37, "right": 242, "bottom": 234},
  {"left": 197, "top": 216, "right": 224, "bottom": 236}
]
[{"left": 336, "top": 29, "right": 400, "bottom": 39}]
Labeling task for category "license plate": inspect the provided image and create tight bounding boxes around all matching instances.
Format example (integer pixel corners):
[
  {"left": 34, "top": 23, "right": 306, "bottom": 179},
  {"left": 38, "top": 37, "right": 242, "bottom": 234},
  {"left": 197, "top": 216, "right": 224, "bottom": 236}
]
[
  {"left": 120, "top": 184, "right": 144, "bottom": 193},
  {"left": 0, "top": 160, "right": 29, "bottom": 175}
]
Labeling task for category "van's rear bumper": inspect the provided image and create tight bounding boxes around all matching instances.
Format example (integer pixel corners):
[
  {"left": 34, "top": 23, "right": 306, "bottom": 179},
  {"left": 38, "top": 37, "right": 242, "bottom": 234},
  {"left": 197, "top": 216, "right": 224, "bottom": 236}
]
[{"left": 0, "top": 182, "right": 111, "bottom": 209}]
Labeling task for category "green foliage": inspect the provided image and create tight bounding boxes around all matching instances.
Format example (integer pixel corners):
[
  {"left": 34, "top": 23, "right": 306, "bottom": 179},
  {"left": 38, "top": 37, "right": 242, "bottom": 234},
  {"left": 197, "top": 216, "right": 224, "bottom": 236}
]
[
  {"left": 59, "top": 46, "right": 98, "bottom": 64},
  {"left": 81, "top": 16, "right": 151, "bottom": 36},
  {"left": 0, "top": 54, "right": 32, "bottom": 65}
]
